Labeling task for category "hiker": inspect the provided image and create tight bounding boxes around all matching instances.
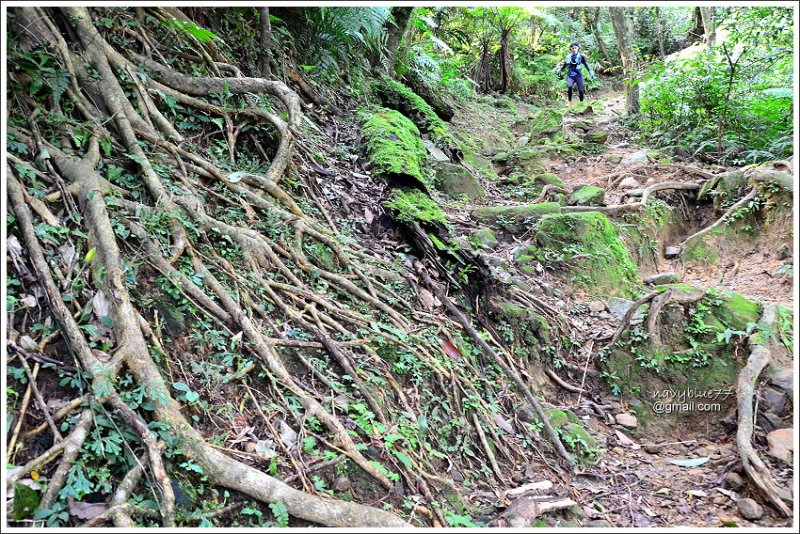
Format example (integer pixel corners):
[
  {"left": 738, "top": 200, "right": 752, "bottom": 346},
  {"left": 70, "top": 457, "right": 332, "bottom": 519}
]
[{"left": 557, "top": 42, "right": 595, "bottom": 107}]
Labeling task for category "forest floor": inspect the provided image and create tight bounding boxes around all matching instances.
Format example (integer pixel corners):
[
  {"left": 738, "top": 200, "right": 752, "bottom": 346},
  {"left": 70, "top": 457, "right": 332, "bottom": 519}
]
[{"left": 443, "top": 88, "right": 794, "bottom": 527}]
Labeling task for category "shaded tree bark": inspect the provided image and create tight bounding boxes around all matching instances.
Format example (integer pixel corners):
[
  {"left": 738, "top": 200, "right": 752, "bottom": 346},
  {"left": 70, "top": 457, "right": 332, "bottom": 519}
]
[
  {"left": 259, "top": 7, "right": 272, "bottom": 78},
  {"left": 688, "top": 7, "right": 705, "bottom": 44},
  {"left": 609, "top": 7, "right": 639, "bottom": 114},
  {"left": 588, "top": 7, "right": 613, "bottom": 66},
  {"left": 384, "top": 6, "right": 414, "bottom": 75},
  {"left": 654, "top": 6, "right": 666, "bottom": 58},
  {"left": 499, "top": 28, "right": 512, "bottom": 93},
  {"left": 699, "top": 7, "right": 717, "bottom": 46}
]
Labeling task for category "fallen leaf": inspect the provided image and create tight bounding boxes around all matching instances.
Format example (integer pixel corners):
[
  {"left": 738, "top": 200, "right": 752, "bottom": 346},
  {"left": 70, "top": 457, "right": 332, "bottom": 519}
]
[
  {"left": 687, "top": 489, "right": 708, "bottom": 498},
  {"left": 492, "top": 413, "right": 515, "bottom": 435},
  {"left": 670, "top": 457, "right": 710, "bottom": 467},
  {"left": 615, "top": 430, "right": 636, "bottom": 446},
  {"left": 68, "top": 500, "right": 107, "bottom": 520},
  {"left": 655, "top": 488, "right": 671, "bottom": 495},
  {"left": 440, "top": 338, "right": 462, "bottom": 361},
  {"left": 255, "top": 439, "right": 277, "bottom": 458},
  {"left": 18, "top": 335, "right": 39, "bottom": 353},
  {"left": 418, "top": 288, "right": 436, "bottom": 309},
  {"left": 7, "top": 235, "right": 23, "bottom": 257},
  {"left": 364, "top": 208, "right": 375, "bottom": 224},
  {"left": 59, "top": 242, "right": 76, "bottom": 267},
  {"left": 92, "top": 290, "right": 110, "bottom": 320},
  {"left": 279, "top": 420, "right": 298, "bottom": 448},
  {"left": 20, "top": 294, "right": 38, "bottom": 308}
]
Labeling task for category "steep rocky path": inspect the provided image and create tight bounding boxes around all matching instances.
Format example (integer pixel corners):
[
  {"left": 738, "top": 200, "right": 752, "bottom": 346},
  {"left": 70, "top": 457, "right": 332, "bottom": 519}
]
[{"left": 442, "top": 89, "right": 794, "bottom": 527}]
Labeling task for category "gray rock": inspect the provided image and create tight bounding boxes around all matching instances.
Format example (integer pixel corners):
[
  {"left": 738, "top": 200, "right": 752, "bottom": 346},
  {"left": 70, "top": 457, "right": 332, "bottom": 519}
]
[
  {"left": 588, "top": 301, "right": 606, "bottom": 313},
  {"left": 333, "top": 476, "right": 351, "bottom": 492},
  {"left": 737, "top": 498, "right": 763, "bottom": 520},
  {"left": 586, "top": 519, "right": 612, "bottom": 527},
  {"left": 664, "top": 246, "right": 682, "bottom": 259},
  {"left": 757, "top": 412, "right": 789, "bottom": 433},
  {"left": 425, "top": 142, "right": 450, "bottom": 162},
  {"left": 723, "top": 472, "right": 746, "bottom": 491},
  {"left": 618, "top": 177, "right": 641, "bottom": 190},
  {"left": 516, "top": 136, "right": 530, "bottom": 147},
  {"left": 644, "top": 272, "right": 681, "bottom": 286},
  {"left": 615, "top": 413, "right": 637, "bottom": 429},
  {"left": 607, "top": 297, "right": 645, "bottom": 320},
  {"left": 762, "top": 387, "right": 787, "bottom": 415},
  {"left": 777, "top": 243, "right": 790, "bottom": 260},
  {"left": 767, "top": 367, "right": 793, "bottom": 393},
  {"left": 620, "top": 149, "right": 649, "bottom": 167},
  {"left": 584, "top": 131, "right": 609, "bottom": 144}
]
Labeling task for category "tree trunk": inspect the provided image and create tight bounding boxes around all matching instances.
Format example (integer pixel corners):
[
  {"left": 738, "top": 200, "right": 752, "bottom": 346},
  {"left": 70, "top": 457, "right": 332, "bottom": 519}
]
[
  {"left": 654, "top": 6, "right": 666, "bottom": 58},
  {"left": 384, "top": 6, "right": 414, "bottom": 76},
  {"left": 590, "top": 8, "right": 614, "bottom": 66},
  {"left": 609, "top": 7, "right": 639, "bottom": 114},
  {"left": 688, "top": 7, "right": 705, "bottom": 44},
  {"left": 499, "top": 28, "right": 512, "bottom": 93},
  {"left": 699, "top": 6, "right": 716, "bottom": 46},
  {"left": 259, "top": 7, "right": 272, "bottom": 78}
]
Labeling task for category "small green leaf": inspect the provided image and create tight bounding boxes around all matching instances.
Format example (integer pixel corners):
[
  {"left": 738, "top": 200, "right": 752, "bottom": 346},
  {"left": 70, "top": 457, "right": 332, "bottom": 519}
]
[
  {"left": 227, "top": 171, "right": 246, "bottom": 183},
  {"left": 185, "top": 391, "right": 200, "bottom": 403},
  {"left": 172, "top": 382, "right": 190, "bottom": 392},
  {"left": 13, "top": 483, "right": 40, "bottom": 520},
  {"left": 84, "top": 248, "right": 96, "bottom": 263}
]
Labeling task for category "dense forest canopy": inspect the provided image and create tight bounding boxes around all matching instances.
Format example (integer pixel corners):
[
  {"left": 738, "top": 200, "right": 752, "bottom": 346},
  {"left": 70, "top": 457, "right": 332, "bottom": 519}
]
[{"left": 3, "top": 3, "right": 796, "bottom": 530}]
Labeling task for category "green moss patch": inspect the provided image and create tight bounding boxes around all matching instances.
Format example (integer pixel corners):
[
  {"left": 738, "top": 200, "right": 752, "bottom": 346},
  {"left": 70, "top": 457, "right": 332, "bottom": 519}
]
[
  {"left": 383, "top": 188, "right": 446, "bottom": 225},
  {"left": 568, "top": 185, "right": 605, "bottom": 206},
  {"left": 494, "top": 299, "right": 551, "bottom": 344},
  {"left": 471, "top": 202, "right": 561, "bottom": 233},
  {"left": 531, "top": 173, "right": 565, "bottom": 188},
  {"left": 374, "top": 79, "right": 449, "bottom": 140},
  {"left": 529, "top": 108, "right": 563, "bottom": 141},
  {"left": 362, "top": 108, "right": 429, "bottom": 189},
  {"left": 535, "top": 212, "right": 640, "bottom": 298},
  {"left": 470, "top": 227, "right": 498, "bottom": 249}
]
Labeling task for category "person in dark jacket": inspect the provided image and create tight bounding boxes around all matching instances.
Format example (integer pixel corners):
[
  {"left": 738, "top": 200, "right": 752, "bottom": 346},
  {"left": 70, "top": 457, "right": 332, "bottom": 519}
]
[{"left": 557, "top": 42, "right": 595, "bottom": 107}]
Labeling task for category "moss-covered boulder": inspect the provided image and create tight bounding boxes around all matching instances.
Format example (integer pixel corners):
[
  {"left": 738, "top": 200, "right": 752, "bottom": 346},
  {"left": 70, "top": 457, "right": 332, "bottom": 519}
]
[
  {"left": 532, "top": 173, "right": 565, "bottom": 188},
  {"left": 362, "top": 108, "right": 429, "bottom": 189},
  {"left": 568, "top": 185, "right": 605, "bottom": 206},
  {"left": 433, "top": 162, "right": 485, "bottom": 201},
  {"left": 535, "top": 212, "right": 639, "bottom": 297},
  {"left": 470, "top": 227, "right": 498, "bottom": 249},
  {"left": 600, "top": 285, "right": 764, "bottom": 436},
  {"left": 566, "top": 101, "right": 595, "bottom": 115},
  {"left": 544, "top": 408, "right": 598, "bottom": 462},
  {"left": 584, "top": 131, "right": 609, "bottom": 144},
  {"left": 512, "top": 245, "right": 540, "bottom": 274},
  {"left": 529, "top": 108, "right": 563, "bottom": 141},
  {"left": 472, "top": 202, "right": 561, "bottom": 233},
  {"left": 374, "top": 79, "right": 448, "bottom": 140},
  {"left": 383, "top": 188, "right": 446, "bottom": 225}
]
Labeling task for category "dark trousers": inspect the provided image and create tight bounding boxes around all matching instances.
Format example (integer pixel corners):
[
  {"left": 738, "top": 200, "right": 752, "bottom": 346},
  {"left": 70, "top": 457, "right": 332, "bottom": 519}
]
[{"left": 567, "top": 74, "right": 585, "bottom": 101}]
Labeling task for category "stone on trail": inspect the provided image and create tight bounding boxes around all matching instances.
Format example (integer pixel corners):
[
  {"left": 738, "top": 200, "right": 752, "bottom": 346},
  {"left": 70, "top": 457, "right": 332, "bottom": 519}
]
[
  {"left": 615, "top": 413, "right": 637, "bottom": 429},
  {"left": 607, "top": 297, "right": 645, "bottom": 320},
  {"left": 532, "top": 173, "right": 565, "bottom": 188},
  {"left": 433, "top": 162, "right": 485, "bottom": 201},
  {"left": 568, "top": 185, "right": 605, "bottom": 206},
  {"left": 583, "top": 131, "right": 608, "bottom": 144},
  {"left": 425, "top": 141, "right": 450, "bottom": 162},
  {"left": 766, "top": 428, "right": 793, "bottom": 464},
  {"left": 620, "top": 149, "right": 649, "bottom": 167},
  {"left": 664, "top": 245, "right": 682, "bottom": 259},
  {"left": 618, "top": 177, "right": 641, "bottom": 190},
  {"left": 644, "top": 272, "right": 681, "bottom": 286},
  {"left": 588, "top": 300, "right": 606, "bottom": 313},
  {"left": 722, "top": 472, "right": 746, "bottom": 491},
  {"left": 736, "top": 498, "right": 764, "bottom": 520}
]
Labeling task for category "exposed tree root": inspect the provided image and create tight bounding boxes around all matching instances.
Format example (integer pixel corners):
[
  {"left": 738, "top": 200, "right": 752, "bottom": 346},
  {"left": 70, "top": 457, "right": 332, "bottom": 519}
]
[{"left": 735, "top": 303, "right": 792, "bottom": 516}]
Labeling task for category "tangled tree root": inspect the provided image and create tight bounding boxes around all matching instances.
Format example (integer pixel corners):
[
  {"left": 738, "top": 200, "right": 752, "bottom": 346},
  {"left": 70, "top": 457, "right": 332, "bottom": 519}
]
[
  {"left": 735, "top": 304, "right": 792, "bottom": 516},
  {"left": 7, "top": 6, "right": 582, "bottom": 526}
]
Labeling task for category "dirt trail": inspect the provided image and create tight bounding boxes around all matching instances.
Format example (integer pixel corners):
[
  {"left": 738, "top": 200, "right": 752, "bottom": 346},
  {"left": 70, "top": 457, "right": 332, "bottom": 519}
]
[
  {"left": 450, "top": 90, "right": 793, "bottom": 527},
  {"left": 549, "top": 92, "right": 794, "bottom": 528}
]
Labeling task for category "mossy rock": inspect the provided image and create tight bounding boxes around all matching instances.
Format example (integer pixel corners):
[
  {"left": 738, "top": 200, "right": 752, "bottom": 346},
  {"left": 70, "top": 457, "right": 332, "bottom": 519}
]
[
  {"left": 472, "top": 202, "right": 561, "bottom": 233},
  {"left": 529, "top": 108, "right": 563, "bottom": 140},
  {"left": 374, "top": 79, "right": 448, "bottom": 140},
  {"left": 492, "top": 151, "right": 512, "bottom": 163},
  {"left": 583, "top": 131, "right": 608, "bottom": 144},
  {"left": 433, "top": 162, "right": 485, "bottom": 201},
  {"left": 568, "top": 185, "right": 605, "bottom": 206},
  {"left": 600, "top": 285, "right": 763, "bottom": 436},
  {"left": 645, "top": 149, "right": 671, "bottom": 164},
  {"left": 462, "top": 149, "right": 495, "bottom": 177},
  {"left": 535, "top": 212, "right": 639, "bottom": 298},
  {"left": 471, "top": 227, "right": 499, "bottom": 249},
  {"left": 495, "top": 299, "right": 551, "bottom": 344},
  {"left": 494, "top": 95, "right": 517, "bottom": 112},
  {"left": 383, "top": 188, "right": 446, "bottom": 225},
  {"left": 545, "top": 408, "right": 582, "bottom": 429},
  {"left": 570, "top": 118, "right": 596, "bottom": 131},
  {"left": 566, "top": 101, "right": 596, "bottom": 115},
  {"left": 362, "top": 108, "right": 429, "bottom": 189},
  {"left": 684, "top": 238, "right": 719, "bottom": 265},
  {"left": 532, "top": 173, "right": 565, "bottom": 188},
  {"left": 512, "top": 245, "right": 540, "bottom": 273}
]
